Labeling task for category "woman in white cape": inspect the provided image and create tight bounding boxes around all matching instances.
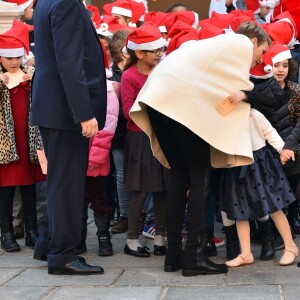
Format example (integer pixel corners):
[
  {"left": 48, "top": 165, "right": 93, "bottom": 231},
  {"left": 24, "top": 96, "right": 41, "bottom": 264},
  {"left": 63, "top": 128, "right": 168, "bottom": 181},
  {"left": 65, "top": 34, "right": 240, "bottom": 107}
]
[{"left": 130, "top": 22, "right": 270, "bottom": 277}]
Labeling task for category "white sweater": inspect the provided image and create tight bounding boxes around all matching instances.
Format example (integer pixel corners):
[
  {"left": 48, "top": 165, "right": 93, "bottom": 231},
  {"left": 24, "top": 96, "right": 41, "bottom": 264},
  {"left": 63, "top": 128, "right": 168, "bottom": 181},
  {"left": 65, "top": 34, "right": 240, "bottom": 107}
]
[{"left": 250, "top": 109, "right": 284, "bottom": 153}]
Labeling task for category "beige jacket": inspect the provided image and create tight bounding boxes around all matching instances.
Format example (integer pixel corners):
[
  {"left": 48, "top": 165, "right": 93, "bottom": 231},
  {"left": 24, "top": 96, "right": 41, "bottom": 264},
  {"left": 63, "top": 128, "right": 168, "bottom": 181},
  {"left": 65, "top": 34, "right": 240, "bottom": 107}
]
[{"left": 130, "top": 33, "right": 255, "bottom": 168}]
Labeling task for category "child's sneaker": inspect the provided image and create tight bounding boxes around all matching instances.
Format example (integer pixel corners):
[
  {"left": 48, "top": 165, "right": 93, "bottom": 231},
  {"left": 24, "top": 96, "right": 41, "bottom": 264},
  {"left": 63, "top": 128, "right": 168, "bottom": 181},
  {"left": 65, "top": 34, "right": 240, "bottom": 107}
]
[
  {"left": 213, "top": 236, "right": 225, "bottom": 247},
  {"left": 142, "top": 223, "right": 156, "bottom": 239}
]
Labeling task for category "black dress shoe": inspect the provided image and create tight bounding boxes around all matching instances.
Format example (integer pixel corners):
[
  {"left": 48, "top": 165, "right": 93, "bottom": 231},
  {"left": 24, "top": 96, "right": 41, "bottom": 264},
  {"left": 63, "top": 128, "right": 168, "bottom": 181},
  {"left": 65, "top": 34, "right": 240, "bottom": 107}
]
[
  {"left": 33, "top": 254, "right": 86, "bottom": 263},
  {"left": 182, "top": 253, "right": 228, "bottom": 277},
  {"left": 154, "top": 245, "right": 167, "bottom": 256},
  {"left": 48, "top": 259, "right": 104, "bottom": 275},
  {"left": 124, "top": 244, "right": 150, "bottom": 257},
  {"left": 33, "top": 253, "right": 47, "bottom": 261}
]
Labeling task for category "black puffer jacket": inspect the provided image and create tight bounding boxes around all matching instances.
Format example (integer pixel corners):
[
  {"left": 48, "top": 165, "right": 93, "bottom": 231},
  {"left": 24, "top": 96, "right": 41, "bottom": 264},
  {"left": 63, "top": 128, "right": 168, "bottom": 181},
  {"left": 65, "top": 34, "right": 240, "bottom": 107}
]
[{"left": 246, "top": 77, "right": 300, "bottom": 176}]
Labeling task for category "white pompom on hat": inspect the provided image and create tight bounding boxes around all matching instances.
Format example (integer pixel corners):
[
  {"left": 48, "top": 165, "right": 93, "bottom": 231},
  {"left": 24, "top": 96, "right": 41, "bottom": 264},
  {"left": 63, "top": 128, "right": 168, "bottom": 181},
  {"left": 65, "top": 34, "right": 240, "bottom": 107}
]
[
  {"left": 126, "top": 22, "right": 164, "bottom": 51},
  {"left": 259, "top": 0, "right": 280, "bottom": 8}
]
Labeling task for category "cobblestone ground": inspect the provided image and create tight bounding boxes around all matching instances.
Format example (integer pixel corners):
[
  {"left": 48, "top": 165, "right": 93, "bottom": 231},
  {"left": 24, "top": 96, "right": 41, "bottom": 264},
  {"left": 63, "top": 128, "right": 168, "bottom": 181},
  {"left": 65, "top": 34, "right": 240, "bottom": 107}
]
[{"left": 0, "top": 214, "right": 300, "bottom": 300}]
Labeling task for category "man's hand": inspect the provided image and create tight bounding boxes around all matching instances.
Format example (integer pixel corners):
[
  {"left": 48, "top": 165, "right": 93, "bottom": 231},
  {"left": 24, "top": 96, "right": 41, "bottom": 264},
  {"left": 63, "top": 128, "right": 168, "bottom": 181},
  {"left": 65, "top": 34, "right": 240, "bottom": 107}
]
[
  {"left": 80, "top": 118, "right": 98, "bottom": 138},
  {"left": 280, "top": 149, "right": 295, "bottom": 165}
]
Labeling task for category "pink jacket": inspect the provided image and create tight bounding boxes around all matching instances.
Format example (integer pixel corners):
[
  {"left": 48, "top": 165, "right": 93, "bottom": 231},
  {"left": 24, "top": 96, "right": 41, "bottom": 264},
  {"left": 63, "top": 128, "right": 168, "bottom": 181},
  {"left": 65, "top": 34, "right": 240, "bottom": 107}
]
[{"left": 87, "top": 80, "right": 119, "bottom": 177}]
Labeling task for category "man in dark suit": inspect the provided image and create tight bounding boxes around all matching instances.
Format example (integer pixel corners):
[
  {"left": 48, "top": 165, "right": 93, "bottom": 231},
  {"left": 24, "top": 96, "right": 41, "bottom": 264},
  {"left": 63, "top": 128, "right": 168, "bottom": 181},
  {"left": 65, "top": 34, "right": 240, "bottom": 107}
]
[{"left": 31, "top": 0, "right": 107, "bottom": 275}]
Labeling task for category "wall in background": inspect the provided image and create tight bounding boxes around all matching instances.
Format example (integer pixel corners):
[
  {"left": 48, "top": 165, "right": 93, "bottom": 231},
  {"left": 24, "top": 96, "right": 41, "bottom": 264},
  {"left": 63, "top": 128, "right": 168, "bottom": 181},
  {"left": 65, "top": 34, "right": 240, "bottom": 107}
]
[{"left": 91, "top": 0, "right": 212, "bottom": 20}]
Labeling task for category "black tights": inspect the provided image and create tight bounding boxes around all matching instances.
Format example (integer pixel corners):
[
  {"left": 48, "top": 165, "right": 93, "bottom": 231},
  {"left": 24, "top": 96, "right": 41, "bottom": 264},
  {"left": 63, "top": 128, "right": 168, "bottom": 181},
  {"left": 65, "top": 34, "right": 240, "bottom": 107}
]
[
  {"left": 0, "top": 185, "right": 36, "bottom": 220},
  {"left": 127, "top": 191, "right": 166, "bottom": 239}
]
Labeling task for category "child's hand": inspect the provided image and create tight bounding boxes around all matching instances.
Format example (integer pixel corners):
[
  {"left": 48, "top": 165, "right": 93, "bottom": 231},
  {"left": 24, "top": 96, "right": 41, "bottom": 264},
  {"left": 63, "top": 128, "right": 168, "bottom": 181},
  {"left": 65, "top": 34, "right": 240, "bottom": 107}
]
[
  {"left": 280, "top": 149, "right": 295, "bottom": 165},
  {"left": 25, "top": 57, "right": 35, "bottom": 67},
  {"left": 0, "top": 73, "right": 9, "bottom": 85},
  {"left": 23, "top": 73, "right": 33, "bottom": 81},
  {"left": 227, "top": 91, "right": 247, "bottom": 104}
]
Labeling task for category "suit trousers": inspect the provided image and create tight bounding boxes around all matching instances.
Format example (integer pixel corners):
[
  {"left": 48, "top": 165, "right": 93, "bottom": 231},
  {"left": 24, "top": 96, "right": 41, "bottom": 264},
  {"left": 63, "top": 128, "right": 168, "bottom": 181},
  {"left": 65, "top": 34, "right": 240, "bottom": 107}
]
[{"left": 38, "top": 128, "right": 89, "bottom": 267}]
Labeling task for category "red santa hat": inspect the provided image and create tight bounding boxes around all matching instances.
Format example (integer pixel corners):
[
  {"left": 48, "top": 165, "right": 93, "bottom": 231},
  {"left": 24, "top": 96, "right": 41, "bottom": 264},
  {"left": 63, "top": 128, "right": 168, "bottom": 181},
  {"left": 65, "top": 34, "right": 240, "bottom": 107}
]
[
  {"left": 198, "top": 23, "right": 225, "bottom": 40},
  {"left": 111, "top": 0, "right": 145, "bottom": 24},
  {"left": 272, "top": 1, "right": 300, "bottom": 41},
  {"left": 265, "top": 12, "right": 297, "bottom": 48},
  {"left": 164, "top": 11, "right": 199, "bottom": 32},
  {"left": 0, "top": 19, "right": 29, "bottom": 57},
  {"left": 102, "top": 2, "right": 114, "bottom": 16},
  {"left": 96, "top": 15, "right": 129, "bottom": 37},
  {"left": 144, "top": 11, "right": 167, "bottom": 33},
  {"left": 86, "top": 5, "right": 101, "bottom": 28},
  {"left": 231, "top": 15, "right": 254, "bottom": 32},
  {"left": 126, "top": 22, "right": 164, "bottom": 51},
  {"left": 209, "top": 11, "right": 235, "bottom": 29},
  {"left": 5, "top": 0, "right": 33, "bottom": 12},
  {"left": 250, "top": 42, "right": 291, "bottom": 79},
  {"left": 166, "top": 20, "right": 199, "bottom": 55},
  {"left": 244, "top": 0, "right": 261, "bottom": 14}
]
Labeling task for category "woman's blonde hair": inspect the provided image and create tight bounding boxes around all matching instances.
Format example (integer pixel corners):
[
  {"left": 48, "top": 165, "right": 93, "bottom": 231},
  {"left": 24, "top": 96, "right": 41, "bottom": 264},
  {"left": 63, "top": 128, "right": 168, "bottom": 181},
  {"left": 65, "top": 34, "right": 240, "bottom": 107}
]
[{"left": 237, "top": 21, "right": 272, "bottom": 46}]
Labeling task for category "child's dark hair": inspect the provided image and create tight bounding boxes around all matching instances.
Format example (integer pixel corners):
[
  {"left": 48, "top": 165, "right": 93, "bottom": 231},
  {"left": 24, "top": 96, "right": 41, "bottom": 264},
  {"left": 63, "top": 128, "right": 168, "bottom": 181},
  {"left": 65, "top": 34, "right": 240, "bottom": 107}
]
[
  {"left": 286, "top": 58, "right": 299, "bottom": 82},
  {"left": 165, "top": 2, "right": 188, "bottom": 13},
  {"left": 108, "top": 29, "right": 132, "bottom": 64},
  {"left": 124, "top": 48, "right": 138, "bottom": 71}
]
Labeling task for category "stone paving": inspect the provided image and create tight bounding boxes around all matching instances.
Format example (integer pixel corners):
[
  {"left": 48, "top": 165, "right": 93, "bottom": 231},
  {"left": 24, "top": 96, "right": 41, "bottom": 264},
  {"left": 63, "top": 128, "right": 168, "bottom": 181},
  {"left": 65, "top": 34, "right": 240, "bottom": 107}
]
[{"left": 0, "top": 217, "right": 300, "bottom": 300}]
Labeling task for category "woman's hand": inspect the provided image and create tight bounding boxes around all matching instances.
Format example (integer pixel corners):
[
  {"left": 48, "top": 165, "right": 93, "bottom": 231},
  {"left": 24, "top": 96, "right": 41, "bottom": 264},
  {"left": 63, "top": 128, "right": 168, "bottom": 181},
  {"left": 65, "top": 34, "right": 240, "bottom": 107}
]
[
  {"left": 280, "top": 149, "right": 295, "bottom": 165},
  {"left": 227, "top": 91, "right": 247, "bottom": 104}
]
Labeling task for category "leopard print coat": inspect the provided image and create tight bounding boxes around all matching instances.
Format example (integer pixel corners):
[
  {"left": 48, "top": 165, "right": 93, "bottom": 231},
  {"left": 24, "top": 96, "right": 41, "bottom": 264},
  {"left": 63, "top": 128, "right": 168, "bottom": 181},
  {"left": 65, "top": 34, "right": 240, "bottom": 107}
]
[
  {"left": 0, "top": 64, "right": 43, "bottom": 164},
  {"left": 287, "top": 81, "right": 300, "bottom": 126}
]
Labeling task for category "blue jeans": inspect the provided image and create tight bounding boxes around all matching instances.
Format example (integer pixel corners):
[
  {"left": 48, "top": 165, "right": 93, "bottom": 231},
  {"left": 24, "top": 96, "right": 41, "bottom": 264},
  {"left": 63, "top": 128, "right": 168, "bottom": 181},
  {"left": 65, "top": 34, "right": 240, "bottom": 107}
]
[
  {"left": 111, "top": 149, "right": 131, "bottom": 218},
  {"left": 144, "top": 193, "right": 155, "bottom": 224}
]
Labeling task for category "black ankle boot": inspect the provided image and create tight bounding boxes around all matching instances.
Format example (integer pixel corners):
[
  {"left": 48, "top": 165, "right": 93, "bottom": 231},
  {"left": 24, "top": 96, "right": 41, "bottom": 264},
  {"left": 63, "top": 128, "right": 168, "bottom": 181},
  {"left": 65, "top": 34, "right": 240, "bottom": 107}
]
[
  {"left": 75, "top": 208, "right": 88, "bottom": 255},
  {"left": 24, "top": 215, "right": 38, "bottom": 249},
  {"left": 257, "top": 219, "right": 275, "bottom": 261},
  {"left": 224, "top": 224, "right": 240, "bottom": 260},
  {"left": 164, "top": 243, "right": 183, "bottom": 272},
  {"left": 94, "top": 214, "right": 113, "bottom": 256},
  {"left": 0, "top": 217, "right": 21, "bottom": 252},
  {"left": 182, "top": 245, "right": 228, "bottom": 277}
]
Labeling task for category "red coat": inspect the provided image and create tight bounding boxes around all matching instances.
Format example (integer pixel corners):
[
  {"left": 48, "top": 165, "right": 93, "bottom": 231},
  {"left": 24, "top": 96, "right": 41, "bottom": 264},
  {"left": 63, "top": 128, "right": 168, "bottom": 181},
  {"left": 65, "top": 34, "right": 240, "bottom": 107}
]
[{"left": 0, "top": 82, "right": 45, "bottom": 186}]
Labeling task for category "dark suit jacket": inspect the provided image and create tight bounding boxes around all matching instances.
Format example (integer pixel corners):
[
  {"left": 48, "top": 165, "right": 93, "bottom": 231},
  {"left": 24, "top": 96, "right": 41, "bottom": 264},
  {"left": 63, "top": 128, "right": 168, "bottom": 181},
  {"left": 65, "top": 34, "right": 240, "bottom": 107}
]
[{"left": 31, "top": 0, "right": 107, "bottom": 132}]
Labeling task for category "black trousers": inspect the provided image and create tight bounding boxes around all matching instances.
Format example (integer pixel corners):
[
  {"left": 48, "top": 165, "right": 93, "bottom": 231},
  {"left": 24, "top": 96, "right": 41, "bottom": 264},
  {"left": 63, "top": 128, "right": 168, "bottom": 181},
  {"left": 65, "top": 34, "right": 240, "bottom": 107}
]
[
  {"left": 37, "top": 128, "right": 89, "bottom": 267},
  {"left": 147, "top": 107, "right": 210, "bottom": 248}
]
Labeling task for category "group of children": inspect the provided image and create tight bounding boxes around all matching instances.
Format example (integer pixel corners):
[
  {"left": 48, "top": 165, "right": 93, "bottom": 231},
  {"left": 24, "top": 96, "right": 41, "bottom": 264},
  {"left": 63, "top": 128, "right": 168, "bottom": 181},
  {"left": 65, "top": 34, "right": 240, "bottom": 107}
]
[{"left": 1, "top": 0, "right": 300, "bottom": 276}]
